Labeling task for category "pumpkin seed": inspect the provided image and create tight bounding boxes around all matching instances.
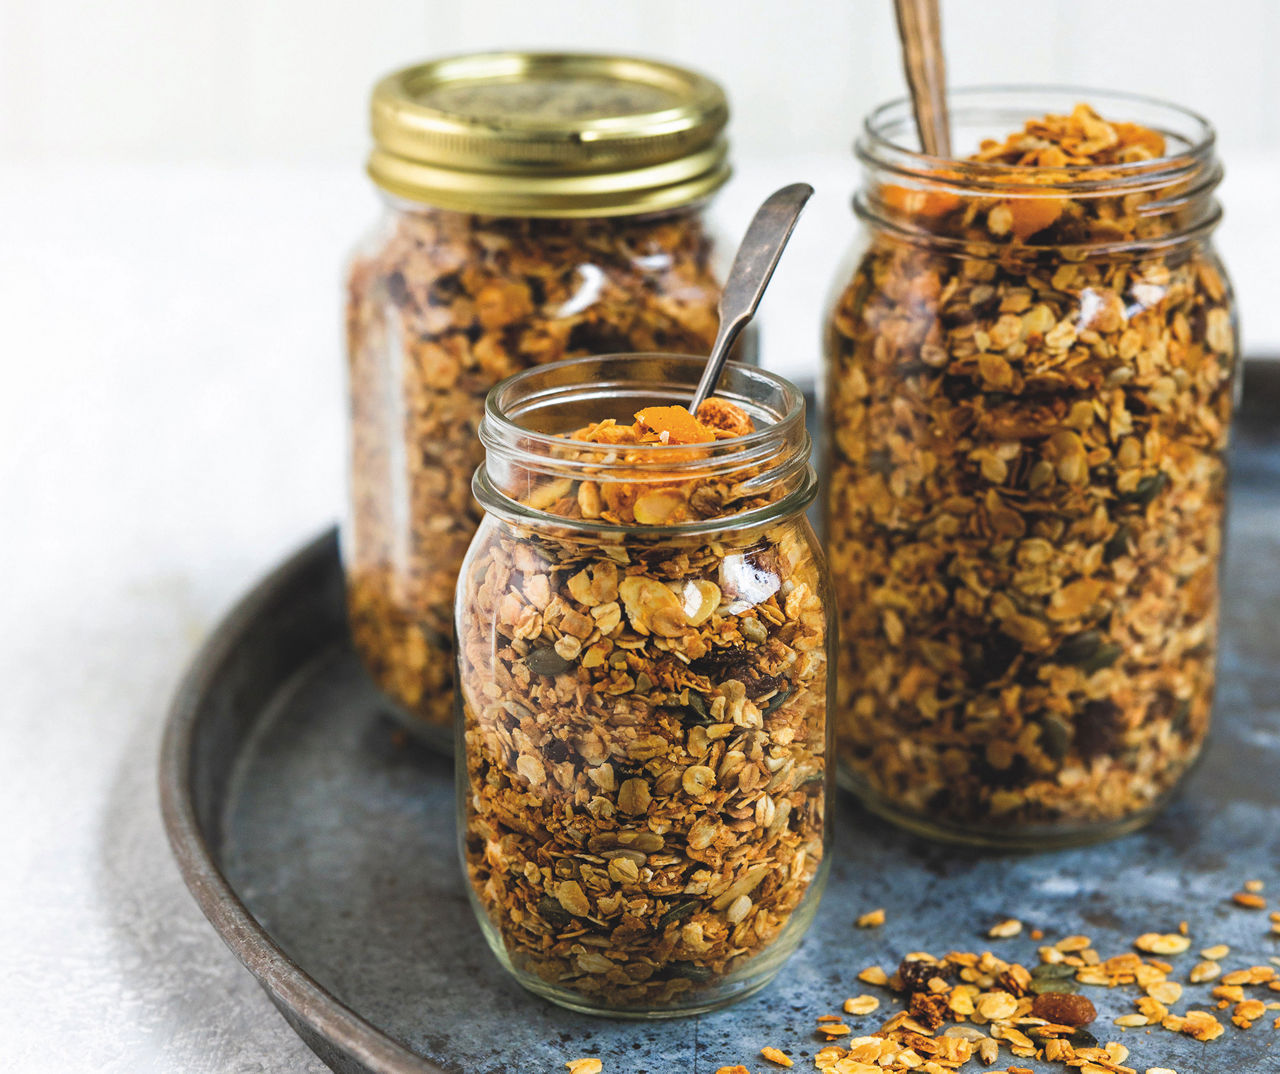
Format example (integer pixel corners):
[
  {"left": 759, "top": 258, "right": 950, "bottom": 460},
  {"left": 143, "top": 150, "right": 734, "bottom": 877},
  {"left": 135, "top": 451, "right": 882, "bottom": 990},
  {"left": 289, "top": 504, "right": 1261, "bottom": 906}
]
[
  {"left": 525, "top": 646, "right": 572, "bottom": 676},
  {"left": 657, "top": 900, "right": 699, "bottom": 930}
]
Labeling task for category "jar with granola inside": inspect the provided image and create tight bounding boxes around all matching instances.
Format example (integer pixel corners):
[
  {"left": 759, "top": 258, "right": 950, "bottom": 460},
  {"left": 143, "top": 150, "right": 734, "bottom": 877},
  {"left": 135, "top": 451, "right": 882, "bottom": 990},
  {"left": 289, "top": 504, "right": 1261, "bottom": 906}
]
[
  {"left": 345, "top": 53, "right": 746, "bottom": 742},
  {"left": 825, "top": 89, "right": 1237, "bottom": 848},
  {"left": 457, "top": 354, "right": 832, "bottom": 1015}
]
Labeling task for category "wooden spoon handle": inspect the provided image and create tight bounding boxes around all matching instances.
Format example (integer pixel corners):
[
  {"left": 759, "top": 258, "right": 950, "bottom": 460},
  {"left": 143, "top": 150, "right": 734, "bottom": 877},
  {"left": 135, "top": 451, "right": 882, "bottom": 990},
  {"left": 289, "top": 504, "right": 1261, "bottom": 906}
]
[{"left": 894, "top": 0, "right": 952, "bottom": 157}]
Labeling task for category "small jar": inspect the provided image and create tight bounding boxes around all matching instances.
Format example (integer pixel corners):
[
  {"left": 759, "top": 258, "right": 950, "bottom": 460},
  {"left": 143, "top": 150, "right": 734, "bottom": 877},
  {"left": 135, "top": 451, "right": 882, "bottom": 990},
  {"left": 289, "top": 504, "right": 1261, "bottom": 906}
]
[
  {"left": 344, "top": 53, "right": 745, "bottom": 741},
  {"left": 456, "top": 355, "right": 832, "bottom": 1016},
  {"left": 824, "top": 89, "right": 1237, "bottom": 848}
]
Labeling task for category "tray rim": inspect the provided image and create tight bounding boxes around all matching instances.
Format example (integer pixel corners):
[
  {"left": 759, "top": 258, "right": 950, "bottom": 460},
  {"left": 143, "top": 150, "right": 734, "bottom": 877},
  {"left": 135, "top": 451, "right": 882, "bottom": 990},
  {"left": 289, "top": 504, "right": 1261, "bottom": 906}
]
[{"left": 158, "top": 528, "right": 446, "bottom": 1074}]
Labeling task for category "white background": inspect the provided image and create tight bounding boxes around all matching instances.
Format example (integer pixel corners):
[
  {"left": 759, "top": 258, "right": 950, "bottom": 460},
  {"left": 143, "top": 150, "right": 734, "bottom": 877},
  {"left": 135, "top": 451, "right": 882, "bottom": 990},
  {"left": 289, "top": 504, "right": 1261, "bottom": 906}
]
[
  {"left": 1, "top": 3, "right": 1278, "bottom": 1072},
  {"left": 5, "top": 0, "right": 1280, "bottom": 166}
]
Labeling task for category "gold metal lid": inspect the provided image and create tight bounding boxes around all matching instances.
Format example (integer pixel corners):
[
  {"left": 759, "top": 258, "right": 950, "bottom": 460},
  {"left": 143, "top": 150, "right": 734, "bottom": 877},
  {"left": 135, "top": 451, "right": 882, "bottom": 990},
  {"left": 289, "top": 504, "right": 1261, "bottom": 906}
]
[{"left": 367, "top": 52, "right": 731, "bottom": 217}]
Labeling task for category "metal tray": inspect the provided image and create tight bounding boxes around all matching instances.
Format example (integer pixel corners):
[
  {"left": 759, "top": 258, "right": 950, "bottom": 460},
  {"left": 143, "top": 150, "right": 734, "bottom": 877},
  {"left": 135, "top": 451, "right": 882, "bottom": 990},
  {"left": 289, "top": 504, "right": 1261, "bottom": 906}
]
[{"left": 161, "top": 366, "right": 1280, "bottom": 1074}]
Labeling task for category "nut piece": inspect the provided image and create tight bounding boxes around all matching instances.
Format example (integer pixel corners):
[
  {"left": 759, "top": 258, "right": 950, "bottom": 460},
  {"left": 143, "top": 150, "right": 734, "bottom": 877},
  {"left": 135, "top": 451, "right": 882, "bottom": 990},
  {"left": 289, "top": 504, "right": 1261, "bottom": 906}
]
[
  {"left": 759, "top": 1046, "right": 793, "bottom": 1067},
  {"left": 856, "top": 908, "right": 886, "bottom": 928},
  {"left": 566, "top": 1060, "right": 602, "bottom": 1074},
  {"left": 988, "top": 918, "right": 1023, "bottom": 938}
]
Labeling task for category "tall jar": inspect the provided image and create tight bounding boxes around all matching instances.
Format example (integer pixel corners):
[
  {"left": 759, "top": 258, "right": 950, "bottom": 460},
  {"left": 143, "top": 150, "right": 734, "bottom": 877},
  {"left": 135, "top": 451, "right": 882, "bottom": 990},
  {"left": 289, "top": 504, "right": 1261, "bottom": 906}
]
[
  {"left": 824, "top": 89, "right": 1237, "bottom": 848},
  {"left": 345, "top": 53, "right": 746, "bottom": 742},
  {"left": 456, "top": 355, "right": 832, "bottom": 1016}
]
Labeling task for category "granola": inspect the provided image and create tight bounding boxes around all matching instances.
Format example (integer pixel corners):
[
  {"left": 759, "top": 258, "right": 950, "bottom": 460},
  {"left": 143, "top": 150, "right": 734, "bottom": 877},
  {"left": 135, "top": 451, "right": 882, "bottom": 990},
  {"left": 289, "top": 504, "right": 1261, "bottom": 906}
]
[
  {"left": 825, "top": 102, "right": 1237, "bottom": 839},
  {"left": 813, "top": 928, "right": 1277, "bottom": 1073},
  {"left": 345, "top": 206, "right": 726, "bottom": 730},
  {"left": 457, "top": 396, "right": 830, "bottom": 1013}
]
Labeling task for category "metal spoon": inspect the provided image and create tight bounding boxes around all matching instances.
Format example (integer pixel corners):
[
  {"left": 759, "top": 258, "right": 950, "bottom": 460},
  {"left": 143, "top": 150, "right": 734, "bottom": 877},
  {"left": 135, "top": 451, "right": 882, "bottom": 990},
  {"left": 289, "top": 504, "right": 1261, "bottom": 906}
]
[
  {"left": 687, "top": 182, "right": 814, "bottom": 415},
  {"left": 894, "top": 0, "right": 952, "bottom": 157}
]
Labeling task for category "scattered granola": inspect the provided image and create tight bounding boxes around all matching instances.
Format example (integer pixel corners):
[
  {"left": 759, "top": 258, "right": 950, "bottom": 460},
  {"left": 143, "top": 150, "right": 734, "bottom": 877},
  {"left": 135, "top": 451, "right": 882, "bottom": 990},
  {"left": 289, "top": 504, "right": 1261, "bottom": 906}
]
[
  {"left": 858, "top": 908, "right": 887, "bottom": 928},
  {"left": 806, "top": 930, "right": 1276, "bottom": 1074},
  {"left": 346, "top": 206, "right": 728, "bottom": 730},
  {"left": 1232, "top": 892, "right": 1267, "bottom": 910},
  {"left": 825, "top": 100, "right": 1236, "bottom": 839},
  {"left": 760, "top": 1045, "right": 794, "bottom": 1067},
  {"left": 458, "top": 387, "right": 830, "bottom": 1012},
  {"left": 565, "top": 1060, "right": 602, "bottom": 1074}
]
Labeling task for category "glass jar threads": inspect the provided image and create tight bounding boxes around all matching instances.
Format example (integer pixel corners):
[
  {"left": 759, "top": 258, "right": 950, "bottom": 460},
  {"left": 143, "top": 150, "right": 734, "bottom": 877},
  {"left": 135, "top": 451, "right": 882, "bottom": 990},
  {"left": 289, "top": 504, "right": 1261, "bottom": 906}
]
[
  {"left": 456, "top": 355, "right": 833, "bottom": 1016},
  {"left": 344, "top": 53, "right": 741, "bottom": 741},
  {"left": 824, "top": 89, "right": 1237, "bottom": 848}
]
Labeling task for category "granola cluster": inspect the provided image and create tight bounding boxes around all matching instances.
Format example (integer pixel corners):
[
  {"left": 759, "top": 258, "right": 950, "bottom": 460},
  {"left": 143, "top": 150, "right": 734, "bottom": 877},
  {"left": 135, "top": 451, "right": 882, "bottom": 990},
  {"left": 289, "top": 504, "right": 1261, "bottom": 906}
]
[
  {"left": 345, "top": 207, "right": 724, "bottom": 729},
  {"left": 458, "top": 400, "right": 830, "bottom": 1011},
  {"left": 826, "top": 104, "right": 1237, "bottom": 836}
]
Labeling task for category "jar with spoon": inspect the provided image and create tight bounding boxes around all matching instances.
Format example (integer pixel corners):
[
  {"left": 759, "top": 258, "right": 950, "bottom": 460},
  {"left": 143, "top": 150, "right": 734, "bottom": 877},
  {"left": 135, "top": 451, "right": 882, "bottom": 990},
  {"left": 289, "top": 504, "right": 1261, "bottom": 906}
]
[
  {"left": 455, "top": 189, "right": 834, "bottom": 1016},
  {"left": 824, "top": 87, "right": 1237, "bottom": 847}
]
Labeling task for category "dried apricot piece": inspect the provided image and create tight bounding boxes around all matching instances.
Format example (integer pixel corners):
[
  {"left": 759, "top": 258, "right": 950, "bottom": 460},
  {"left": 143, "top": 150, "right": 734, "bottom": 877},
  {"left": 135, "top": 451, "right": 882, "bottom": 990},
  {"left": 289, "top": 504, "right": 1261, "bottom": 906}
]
[{"left": 635, "top": 405, "right": 714, "bottom": 444}]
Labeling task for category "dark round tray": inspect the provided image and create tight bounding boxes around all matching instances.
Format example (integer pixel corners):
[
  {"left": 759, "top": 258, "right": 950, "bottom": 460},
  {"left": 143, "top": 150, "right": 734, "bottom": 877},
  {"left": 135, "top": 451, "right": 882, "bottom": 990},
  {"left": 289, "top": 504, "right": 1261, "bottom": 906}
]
[{"left": 160, "top": 367, "right": 1280, "bottom": 1074}]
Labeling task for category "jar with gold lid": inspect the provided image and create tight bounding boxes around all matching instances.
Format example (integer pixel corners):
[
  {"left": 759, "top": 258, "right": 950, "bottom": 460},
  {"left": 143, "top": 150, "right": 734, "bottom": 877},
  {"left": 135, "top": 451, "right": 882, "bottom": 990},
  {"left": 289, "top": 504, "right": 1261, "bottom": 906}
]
[{"left": 344, "top": 53, "right": 746, "bottom": 743}]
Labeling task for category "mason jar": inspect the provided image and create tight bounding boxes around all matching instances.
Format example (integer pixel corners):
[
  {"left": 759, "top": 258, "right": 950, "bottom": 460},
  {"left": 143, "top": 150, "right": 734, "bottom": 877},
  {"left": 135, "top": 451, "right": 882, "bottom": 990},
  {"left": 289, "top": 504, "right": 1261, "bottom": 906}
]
[
  {"left": 456, "top": 354, "right": 832, "bottom": 1016},
  {"left": 344, "top": 53, "right": 748, "bottom": 742},
  {"left": 824, "top": 88, "right": 1237, "bottom": 848}
]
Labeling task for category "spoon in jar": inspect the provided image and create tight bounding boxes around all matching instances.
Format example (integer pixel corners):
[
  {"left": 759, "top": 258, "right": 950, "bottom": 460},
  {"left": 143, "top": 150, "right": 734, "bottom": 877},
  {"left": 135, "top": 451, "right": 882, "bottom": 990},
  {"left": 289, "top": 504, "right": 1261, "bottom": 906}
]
[
  {"left": 894, "top": 0, "right": 952, "bottom": 157},
  {"left": 687, "top": 182, "right": 814, "bottom": 415}
]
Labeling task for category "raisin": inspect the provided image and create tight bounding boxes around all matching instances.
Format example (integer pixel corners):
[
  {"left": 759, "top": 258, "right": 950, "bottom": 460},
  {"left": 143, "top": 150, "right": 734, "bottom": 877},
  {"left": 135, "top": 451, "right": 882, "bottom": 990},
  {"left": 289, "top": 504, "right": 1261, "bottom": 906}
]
[
  {"left": 1075, "top": 699, "right": 1121, "bottom": 758},
  {"left": 384, "top": 269, "right": 408, "bottom": 306},
  {"left": 897, "top": 956, "right": 954, "bottom": 994},
  {"left": 1031, "top": 991, "right": 1096, "bottom": 1027}
]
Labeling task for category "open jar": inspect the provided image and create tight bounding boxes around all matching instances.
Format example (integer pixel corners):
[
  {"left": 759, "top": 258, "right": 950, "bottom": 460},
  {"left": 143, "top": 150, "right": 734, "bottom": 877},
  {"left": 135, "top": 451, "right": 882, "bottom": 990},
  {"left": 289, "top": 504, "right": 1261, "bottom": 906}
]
[
  {"left": 456, "top": 355, "right": 832, "bottom": 1016},
  {"left": 344, "top": 53, "right": 745, "bottom": 741},
  {"left": 824, "top": 89, "right": 1237, "bottom": 848}
]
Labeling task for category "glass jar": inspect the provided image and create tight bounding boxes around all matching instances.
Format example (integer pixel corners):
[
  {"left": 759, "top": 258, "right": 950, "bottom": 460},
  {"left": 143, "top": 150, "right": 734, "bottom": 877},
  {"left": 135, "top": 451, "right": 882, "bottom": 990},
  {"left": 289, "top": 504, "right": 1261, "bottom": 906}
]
[
  {"left": 456, "top": 355, "right": 832, "bottom": 1016},
  {"left": 344, "top": 53, "right": 747, "bottom": 742},
  {"left": 824, "top": 89, "right": 1237, "bottom": 848}
]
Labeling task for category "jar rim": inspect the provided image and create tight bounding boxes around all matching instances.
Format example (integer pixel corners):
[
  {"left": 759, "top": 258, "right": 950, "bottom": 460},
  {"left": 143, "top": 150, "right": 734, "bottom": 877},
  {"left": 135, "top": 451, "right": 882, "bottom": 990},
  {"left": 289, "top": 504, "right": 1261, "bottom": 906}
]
[
  {"left": 482, "top": 354, "right": 807, "bottom": 462},
  {"left": 857, "top": 85, "right": 1217, "bottom": 195},
  {"left": 476, "top": 353, "right": 816, "bottom": 533}
]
